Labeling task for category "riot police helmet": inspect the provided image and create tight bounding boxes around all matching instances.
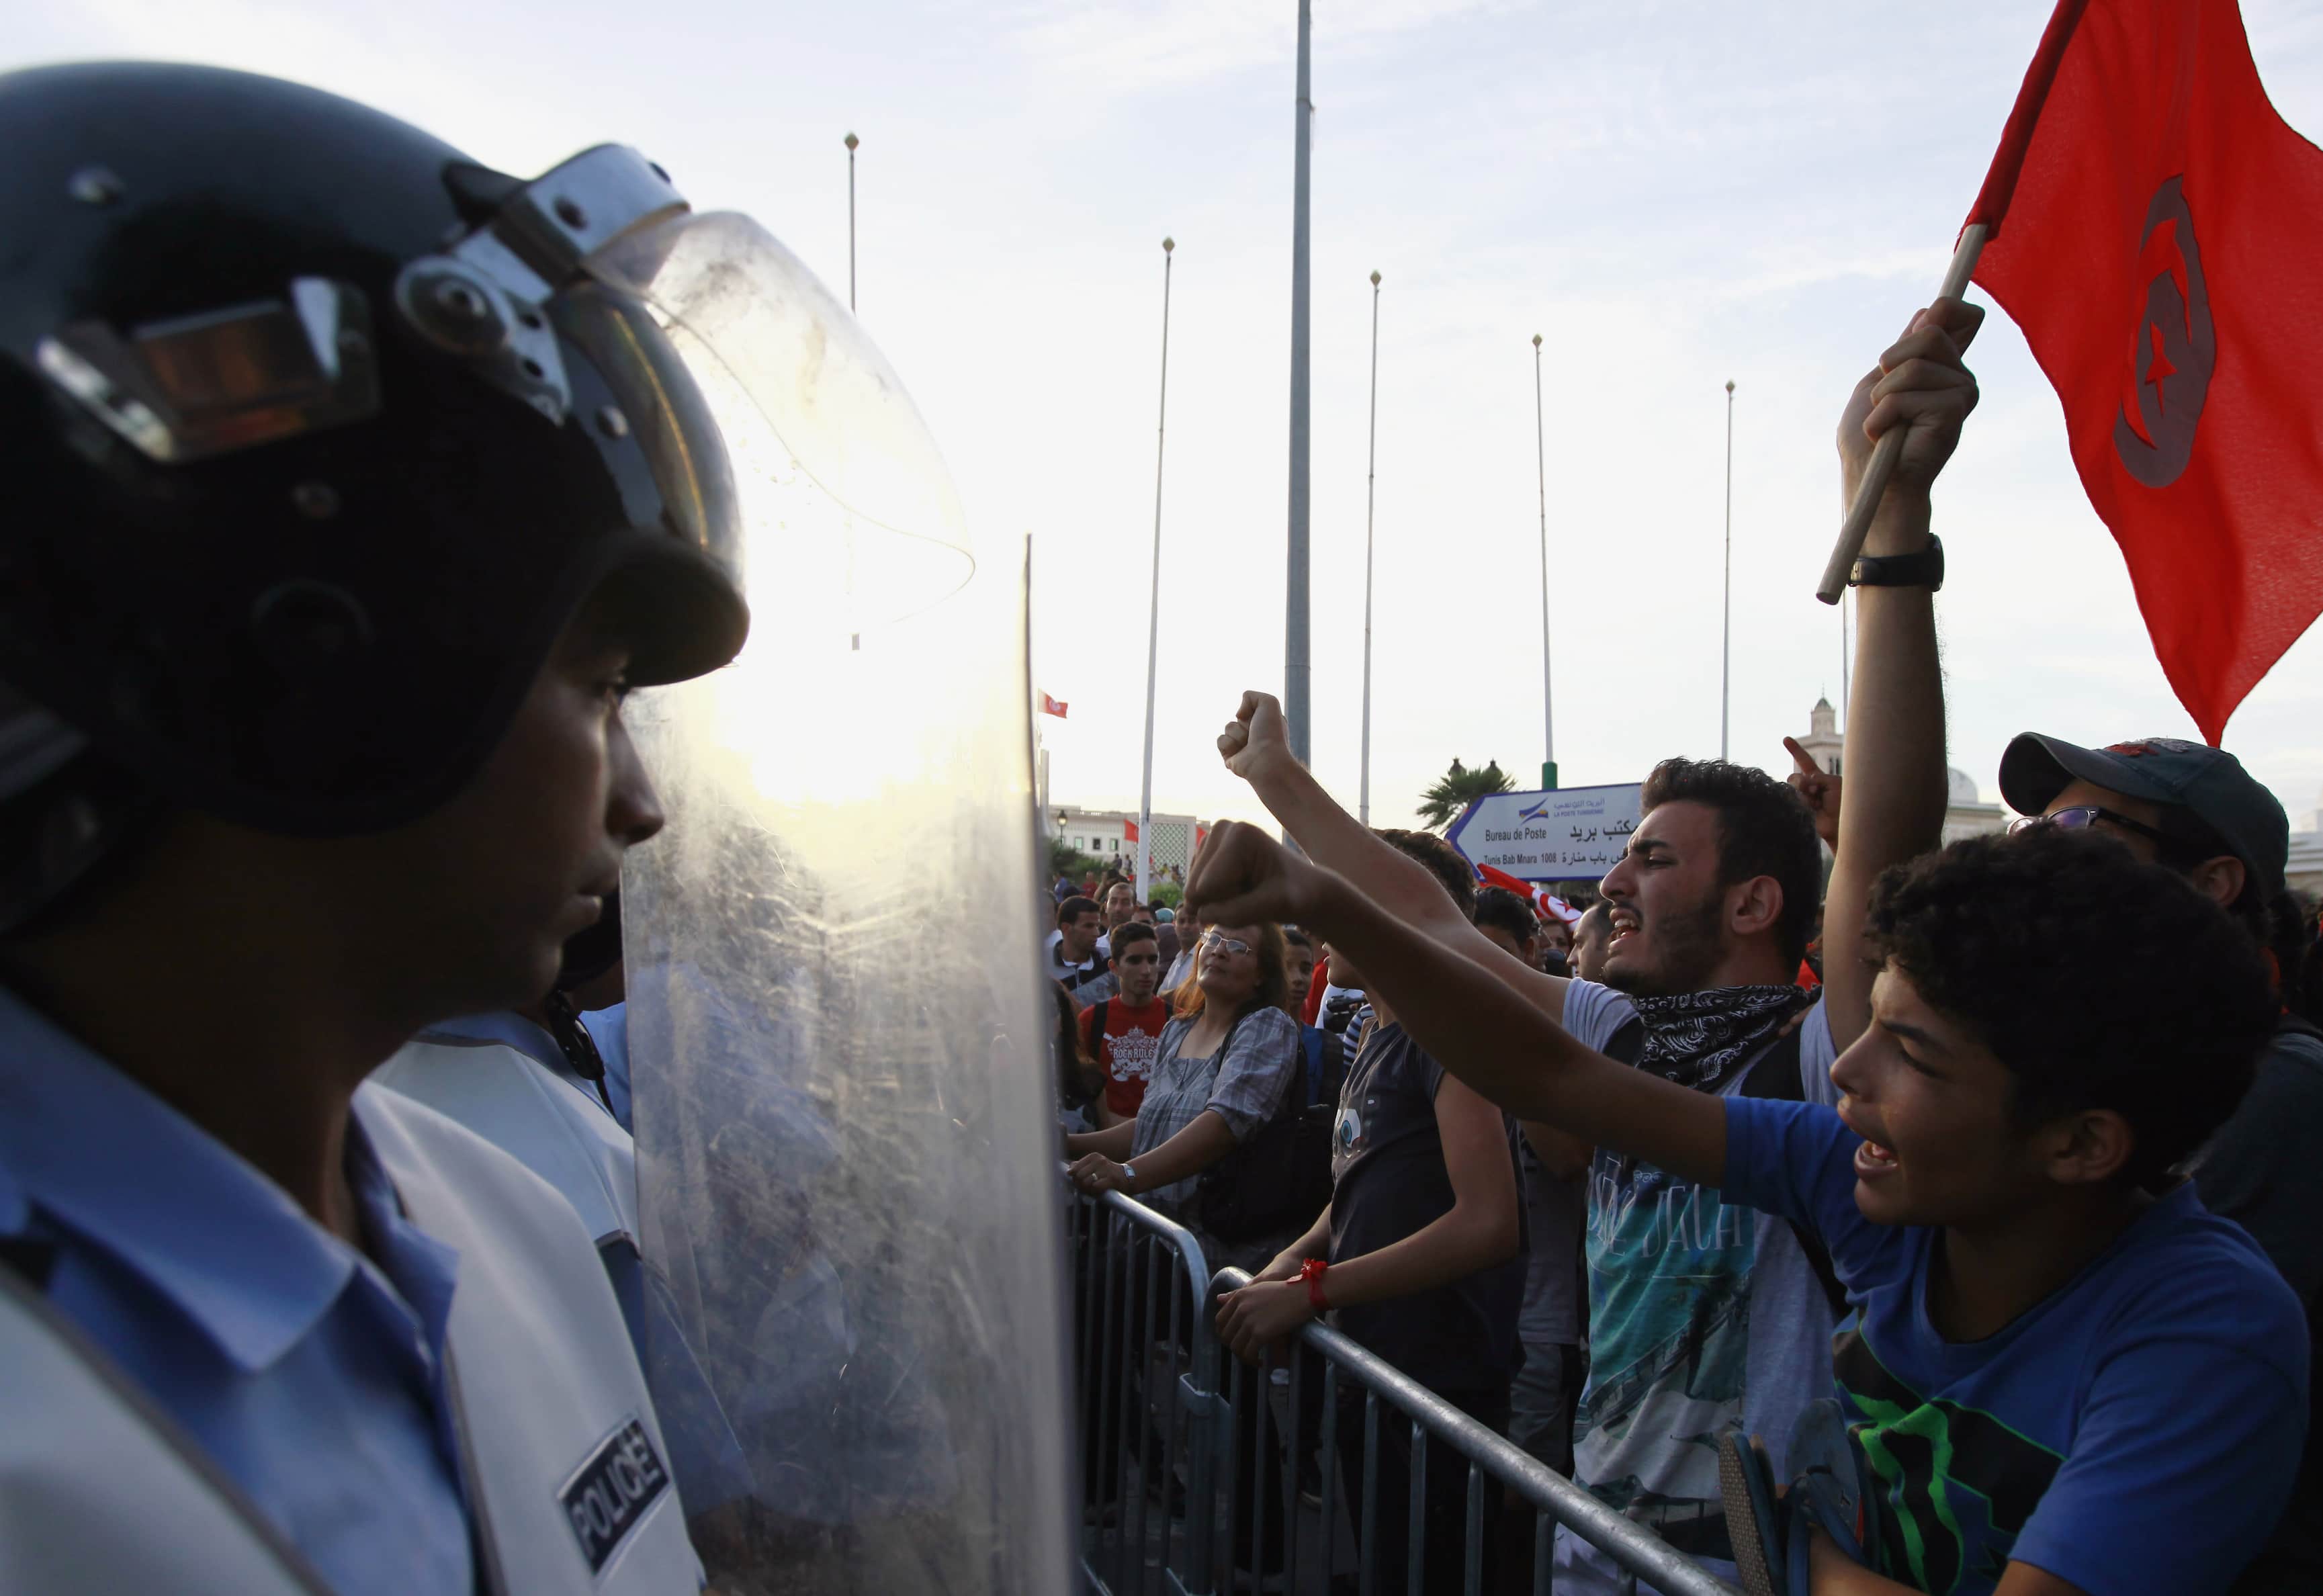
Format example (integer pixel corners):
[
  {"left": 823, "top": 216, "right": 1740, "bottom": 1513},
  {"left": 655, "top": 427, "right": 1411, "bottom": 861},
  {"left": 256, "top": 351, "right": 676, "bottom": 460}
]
[{"left": 0, "top": 61, "right": 750, "bottom": 880}]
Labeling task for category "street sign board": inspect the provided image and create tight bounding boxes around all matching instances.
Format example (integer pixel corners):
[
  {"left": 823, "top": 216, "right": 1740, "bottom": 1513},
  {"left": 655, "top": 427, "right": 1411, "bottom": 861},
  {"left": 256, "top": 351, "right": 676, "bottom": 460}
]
[{"left": 1446, "top": 782, "right": 1643, "bottom": 882}]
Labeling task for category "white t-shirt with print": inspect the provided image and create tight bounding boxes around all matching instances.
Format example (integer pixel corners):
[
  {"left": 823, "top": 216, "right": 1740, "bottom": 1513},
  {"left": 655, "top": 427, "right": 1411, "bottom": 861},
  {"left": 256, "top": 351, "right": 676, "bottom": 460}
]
[{"left": 1553, "top": 981, "right": 1841, "bottom": 1596}]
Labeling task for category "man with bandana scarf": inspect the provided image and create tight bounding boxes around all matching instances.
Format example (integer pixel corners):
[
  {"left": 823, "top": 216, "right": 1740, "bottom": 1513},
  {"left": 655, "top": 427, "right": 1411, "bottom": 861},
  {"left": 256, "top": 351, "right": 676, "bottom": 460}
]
[
  {"left": 1225, "top": 713, "right": 1843, "bottom": 1593},
  {"left": 1548, "top": 756, "right": 1840, "bottom": 1594}
]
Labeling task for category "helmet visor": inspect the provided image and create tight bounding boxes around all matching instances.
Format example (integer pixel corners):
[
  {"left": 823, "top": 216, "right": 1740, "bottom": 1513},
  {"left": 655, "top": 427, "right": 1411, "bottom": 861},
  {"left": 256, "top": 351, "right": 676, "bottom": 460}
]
[{"left": 591, "top": 211, "right": 975, "bottom": 641}]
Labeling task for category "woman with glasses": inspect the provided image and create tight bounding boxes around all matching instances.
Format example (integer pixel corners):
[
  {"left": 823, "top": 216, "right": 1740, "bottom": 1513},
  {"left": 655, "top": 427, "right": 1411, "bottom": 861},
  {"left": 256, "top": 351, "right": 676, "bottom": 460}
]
[{"left": 1065, "top": 924, "right": 1301, "bottom": 1261}]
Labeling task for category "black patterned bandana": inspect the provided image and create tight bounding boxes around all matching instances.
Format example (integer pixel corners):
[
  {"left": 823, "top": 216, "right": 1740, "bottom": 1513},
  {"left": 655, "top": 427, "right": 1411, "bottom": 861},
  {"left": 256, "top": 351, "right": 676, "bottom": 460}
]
[{"left": 1629, "top": 983, "right": 1812, "bottom": 1094}]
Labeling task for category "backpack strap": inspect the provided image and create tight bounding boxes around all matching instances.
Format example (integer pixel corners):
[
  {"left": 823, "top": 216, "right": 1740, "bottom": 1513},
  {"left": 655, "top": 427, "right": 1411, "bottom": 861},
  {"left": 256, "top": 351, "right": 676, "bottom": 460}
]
[
  {"left": 1319, "top": 1026, "right": 1348, "bottom": 1103},
  {"left": 1604, "top": 1014, "right": 1646, "bottom": 1064},
  {"left": 1301, "top": 1026, "right": 1326, "bottom": 1106},
  {"left": 1739, "top": 1026, "right": 1850, "bottom": 1321},
  {"left": 1090, "top": 999, "right": 1110, "bottom": 1053}
]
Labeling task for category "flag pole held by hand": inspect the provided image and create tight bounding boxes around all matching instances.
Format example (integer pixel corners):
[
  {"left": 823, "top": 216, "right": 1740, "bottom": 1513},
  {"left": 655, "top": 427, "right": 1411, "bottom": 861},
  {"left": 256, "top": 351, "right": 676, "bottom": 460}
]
[{"left": 1815, "top": 224, "right": 1989, "bottom": 605}]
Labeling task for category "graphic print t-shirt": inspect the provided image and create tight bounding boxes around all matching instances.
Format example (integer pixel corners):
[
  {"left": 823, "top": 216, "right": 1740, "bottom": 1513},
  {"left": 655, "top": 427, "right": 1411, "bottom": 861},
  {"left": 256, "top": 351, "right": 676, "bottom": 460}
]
[
  {"left": 1078, "top": 997, "right": 1172, "bottom": 1118},
  {"left": 1327, "top": 1020, "right": 1527, "bottom": 1389},
  {"left": 1553, "top": 981, "right": 1841, "bottom": 1595},
  {"left": 1725, "top": 1095, "right": 2308, "bottom": 1596}
]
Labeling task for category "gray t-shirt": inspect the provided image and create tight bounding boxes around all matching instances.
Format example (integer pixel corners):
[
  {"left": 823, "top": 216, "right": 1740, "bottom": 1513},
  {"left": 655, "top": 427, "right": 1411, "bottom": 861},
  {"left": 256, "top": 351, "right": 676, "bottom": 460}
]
[{"left": 1552, "top": 979, "right": 1841, "bottom": 1596}]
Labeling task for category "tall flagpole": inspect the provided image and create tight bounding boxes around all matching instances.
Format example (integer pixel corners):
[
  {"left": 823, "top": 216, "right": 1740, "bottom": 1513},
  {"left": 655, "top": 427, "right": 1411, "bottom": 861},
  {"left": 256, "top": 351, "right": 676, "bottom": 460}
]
[
  {"left": 1722, "top": 379, "right": 1735, "bottom": 762},
  {"left": 1284, "top": 0, "right": 1315, "bottom": 770},
  {"left": 1137, "top": 238, "right": 1175, "bottom": 903},
  {"left": 844, "top": 132, "right": 859, "bottom": 311},
  {"left": 1534, "top": 334, "right": 1555, "bottom": 789},
  {"left": 1360, "top": 270, "right": 1380, "bottom": 825}
]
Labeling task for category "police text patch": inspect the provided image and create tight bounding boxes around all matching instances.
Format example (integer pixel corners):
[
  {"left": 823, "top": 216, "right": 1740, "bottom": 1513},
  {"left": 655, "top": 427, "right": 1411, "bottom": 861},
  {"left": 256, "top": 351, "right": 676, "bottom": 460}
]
[{"left": 558, "top": 1417, "right": 669, "bottom": 1574}]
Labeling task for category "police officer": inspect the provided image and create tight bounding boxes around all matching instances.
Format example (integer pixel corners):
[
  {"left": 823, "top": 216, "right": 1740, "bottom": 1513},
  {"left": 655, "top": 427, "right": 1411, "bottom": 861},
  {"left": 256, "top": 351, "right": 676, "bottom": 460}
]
[{"left": 0, "top": 62, "right": 756, "bottom": 1593}]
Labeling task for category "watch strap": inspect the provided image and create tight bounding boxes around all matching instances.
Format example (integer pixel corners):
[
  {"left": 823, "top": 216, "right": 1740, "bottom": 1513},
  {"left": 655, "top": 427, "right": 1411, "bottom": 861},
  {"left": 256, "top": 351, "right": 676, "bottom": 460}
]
[{"left": 1847, "top": 533, "right": 1943, "bottom": 591}]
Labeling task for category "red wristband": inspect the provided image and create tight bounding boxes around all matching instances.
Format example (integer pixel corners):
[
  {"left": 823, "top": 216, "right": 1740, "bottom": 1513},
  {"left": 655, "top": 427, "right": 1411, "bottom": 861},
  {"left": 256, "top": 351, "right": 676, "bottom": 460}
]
[{"left": 1297, "top": 1256, "right": 1330, "bottom": 1313}]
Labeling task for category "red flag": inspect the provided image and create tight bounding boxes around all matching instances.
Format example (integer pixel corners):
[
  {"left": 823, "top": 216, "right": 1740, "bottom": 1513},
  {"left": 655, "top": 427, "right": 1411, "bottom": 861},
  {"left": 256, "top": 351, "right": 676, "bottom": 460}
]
[
  {"left": 1966, "top": 0, "right": 2323, "bottom": 744},
  {"left": 1123, "top": 819, "right": 1139, "bottom": 844},
  {"left": 1039, "top": 693, "right": 1068, "bottom": 719}
]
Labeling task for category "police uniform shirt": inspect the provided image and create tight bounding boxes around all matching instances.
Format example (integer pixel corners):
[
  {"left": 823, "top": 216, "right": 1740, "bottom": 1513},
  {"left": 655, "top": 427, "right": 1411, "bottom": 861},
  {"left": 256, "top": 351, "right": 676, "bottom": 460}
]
[
  {"left": 0, "top": 987, "right": 474, "bottom": 1596},
  {"left": 373, "top": 1012, "right": 757, "bottom": 1521},
  {"left": 433, "top": 1007, "right": 633, "bottom": 1133}
]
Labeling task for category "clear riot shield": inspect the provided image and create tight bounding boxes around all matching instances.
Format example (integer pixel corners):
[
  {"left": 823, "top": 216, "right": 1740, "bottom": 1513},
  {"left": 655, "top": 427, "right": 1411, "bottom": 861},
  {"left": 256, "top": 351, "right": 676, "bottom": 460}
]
[{"left": 603, "top": 214, "right": 1069, "bottom": 1595}]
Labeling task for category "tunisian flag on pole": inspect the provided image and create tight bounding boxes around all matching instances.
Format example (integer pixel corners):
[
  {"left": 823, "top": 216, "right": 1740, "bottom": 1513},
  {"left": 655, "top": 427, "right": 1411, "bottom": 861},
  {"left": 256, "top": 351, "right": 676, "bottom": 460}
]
[
  {"left": 1039, "top": 692, "right": 1068, "bottom": 719},
  {"left": 1967, "top": 0, "right": 2323, "bottom": 744}
]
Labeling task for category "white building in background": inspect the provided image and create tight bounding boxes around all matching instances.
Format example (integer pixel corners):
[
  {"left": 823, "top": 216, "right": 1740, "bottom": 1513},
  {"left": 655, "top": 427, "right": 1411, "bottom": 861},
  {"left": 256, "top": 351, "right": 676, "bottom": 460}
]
[
  {"left": 1793, "top": 697, "right": 2007, "bottom": 847},
  {"left": 2287, "top": 791, "right": 2323, "bottom": 899},
  {"left": 1050, "top": 805, "right": 1204, "bottom": 876}
]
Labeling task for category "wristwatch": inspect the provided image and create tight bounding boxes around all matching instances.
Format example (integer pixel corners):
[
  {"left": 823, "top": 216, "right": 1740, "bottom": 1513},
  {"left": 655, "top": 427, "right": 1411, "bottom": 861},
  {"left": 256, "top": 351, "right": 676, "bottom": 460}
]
[
  {"left": 1848, "top": 533, "right": 1943, "bottom": 591},
  {"left": 1117, "top": 1163, "right": 1137, "bottom": 1192}
]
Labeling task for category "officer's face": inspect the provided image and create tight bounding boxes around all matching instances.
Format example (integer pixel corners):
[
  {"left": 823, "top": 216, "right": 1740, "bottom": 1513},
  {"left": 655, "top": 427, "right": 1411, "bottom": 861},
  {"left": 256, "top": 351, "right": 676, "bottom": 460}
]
[{"left": 371, "top": 596, "right": 664, "bottom": 1016}]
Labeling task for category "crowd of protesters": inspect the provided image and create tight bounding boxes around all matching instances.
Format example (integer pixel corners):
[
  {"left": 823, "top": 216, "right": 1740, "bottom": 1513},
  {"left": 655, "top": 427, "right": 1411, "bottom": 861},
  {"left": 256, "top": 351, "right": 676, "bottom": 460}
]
[{"left": 1053, "top": 298, "right": 2323, "bottom": 1596}]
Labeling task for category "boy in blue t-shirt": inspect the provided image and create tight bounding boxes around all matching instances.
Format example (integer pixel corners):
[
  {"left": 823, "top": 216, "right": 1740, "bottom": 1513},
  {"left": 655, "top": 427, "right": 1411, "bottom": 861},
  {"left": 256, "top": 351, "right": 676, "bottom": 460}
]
[{"left": 1186, "top": 820, "right": 2307, "bottom": 1596}]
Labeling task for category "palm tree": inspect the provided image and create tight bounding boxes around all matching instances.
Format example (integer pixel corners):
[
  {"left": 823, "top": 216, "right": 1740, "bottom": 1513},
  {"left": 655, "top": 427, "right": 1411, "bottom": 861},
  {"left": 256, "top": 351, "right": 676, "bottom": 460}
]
[{"left": 1416, "top": 756, "right": 1513, "bottom": 832}]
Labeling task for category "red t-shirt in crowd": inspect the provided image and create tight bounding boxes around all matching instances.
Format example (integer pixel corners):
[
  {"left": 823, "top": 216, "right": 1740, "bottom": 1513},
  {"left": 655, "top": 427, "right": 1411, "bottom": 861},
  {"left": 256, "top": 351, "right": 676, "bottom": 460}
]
[{"left": 1078, "top": 995, "right": 1173, "bottom": 1119}]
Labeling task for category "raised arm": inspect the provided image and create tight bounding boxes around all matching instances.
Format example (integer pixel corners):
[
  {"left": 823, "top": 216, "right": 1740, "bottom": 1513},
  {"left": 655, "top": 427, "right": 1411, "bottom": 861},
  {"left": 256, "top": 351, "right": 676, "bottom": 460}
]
[
  {"left": 1219, "top": 691, "right": 1572, "bottom": 1025},
  {"left": 1188, "top": 822, "right": 1727, "bottom": 1188},
  {"left": 1819, "top": 299, "right": 1982, "bottom": 1052}
]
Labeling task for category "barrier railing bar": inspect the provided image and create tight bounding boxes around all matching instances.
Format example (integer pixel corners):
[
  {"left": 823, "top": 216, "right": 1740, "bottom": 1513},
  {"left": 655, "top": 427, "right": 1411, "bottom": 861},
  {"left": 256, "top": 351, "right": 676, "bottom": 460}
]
[
  {"left": 1359, "top": 1388, "right": 1379, "bottom": 1596},
  {"left": 1098, "top": 1221, "right": 1123, "bottom": 1585},
  {"left": 1284, "top": 1351, "right": 1305, "bottom": 1593},
  {"left": 1407, "top": 1414, "right": 1426, "bottom": 1595},
  {"left": 1164, "top": 1245, "right": 1188, "bottom": 1596},
  {"left": 1464, "top": 1461, "right": 1484, "bottom": 1596},
  {"left": 1139, "top": 1237, "right": 1166, "bottom": 1596},
  {"left": 1250, "top": 1357, "right": 1269, "bottom": 1589},
  {"left": 1317, "top": 1360, "right": 1340, "bottom": 1595}
]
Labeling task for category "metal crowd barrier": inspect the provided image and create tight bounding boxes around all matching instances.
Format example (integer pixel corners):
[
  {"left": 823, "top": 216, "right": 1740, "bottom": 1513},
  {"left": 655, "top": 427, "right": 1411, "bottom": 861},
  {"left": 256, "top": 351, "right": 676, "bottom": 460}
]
[
  {"left": 1069, "top": 1183, "right": 1231, "bottom": 1596},
  {"left": 1069, "top": 1180, "right": 1738, "bottom": 1596}
]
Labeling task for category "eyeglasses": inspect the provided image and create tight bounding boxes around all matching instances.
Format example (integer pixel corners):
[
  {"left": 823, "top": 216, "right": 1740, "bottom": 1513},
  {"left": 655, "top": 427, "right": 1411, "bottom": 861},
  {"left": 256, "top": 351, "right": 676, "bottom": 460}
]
[
  {"left": 2007, "top": 803, "right": 2191, "bottom": 856},
  {"left": 1200, "top": 931, "right": 1254, "bottom": 958}
]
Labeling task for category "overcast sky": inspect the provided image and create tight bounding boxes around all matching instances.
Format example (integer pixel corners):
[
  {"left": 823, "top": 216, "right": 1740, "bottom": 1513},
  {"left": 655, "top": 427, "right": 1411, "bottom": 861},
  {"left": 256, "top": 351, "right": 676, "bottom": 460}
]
[{"left": 16, "top": 1, "right": 2323, "bottom": 838}]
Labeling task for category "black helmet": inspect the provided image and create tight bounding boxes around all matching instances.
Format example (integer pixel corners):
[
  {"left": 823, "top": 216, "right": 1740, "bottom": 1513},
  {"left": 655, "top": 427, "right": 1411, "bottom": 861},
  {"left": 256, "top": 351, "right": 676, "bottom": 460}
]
[{"left": 0, "top": 62, "right": 749, "bottom": 845}]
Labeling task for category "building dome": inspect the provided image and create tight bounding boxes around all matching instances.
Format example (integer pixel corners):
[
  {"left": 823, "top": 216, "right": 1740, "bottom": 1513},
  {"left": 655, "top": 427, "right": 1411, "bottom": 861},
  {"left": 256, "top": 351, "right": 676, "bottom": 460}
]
[{"left": 1947, "top": 766, "right": 1981, "bottom": 805}]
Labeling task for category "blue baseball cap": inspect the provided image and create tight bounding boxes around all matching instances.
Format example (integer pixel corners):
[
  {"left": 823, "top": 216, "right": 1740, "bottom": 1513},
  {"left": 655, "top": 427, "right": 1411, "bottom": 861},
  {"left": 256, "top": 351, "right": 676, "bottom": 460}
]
[{"left": 1999, "top": 733, "right": 2289, "bottom": 886}]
